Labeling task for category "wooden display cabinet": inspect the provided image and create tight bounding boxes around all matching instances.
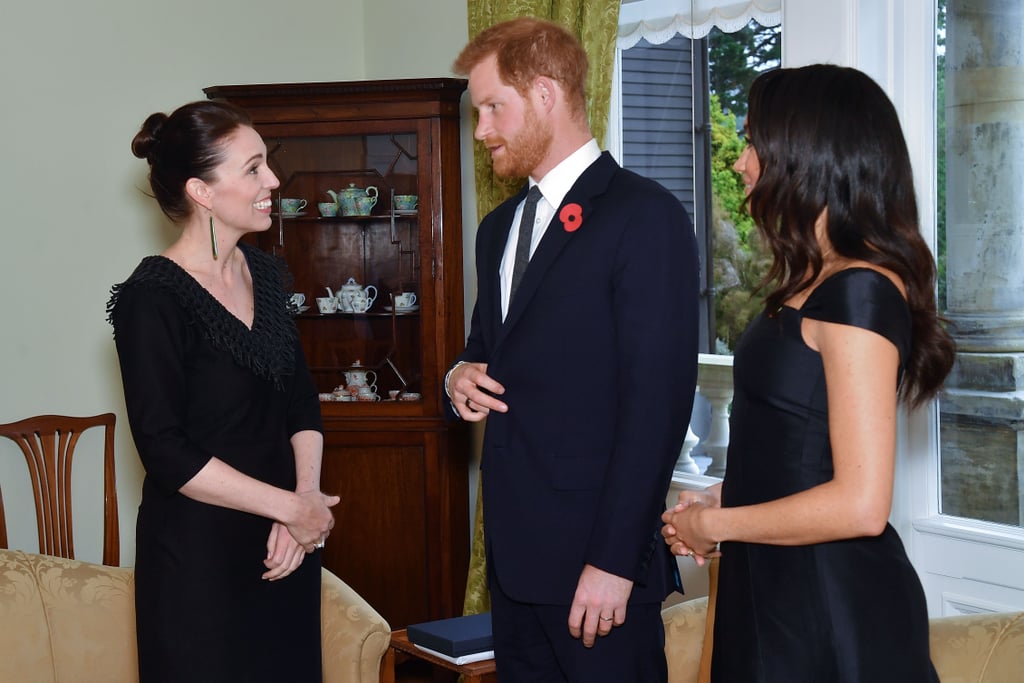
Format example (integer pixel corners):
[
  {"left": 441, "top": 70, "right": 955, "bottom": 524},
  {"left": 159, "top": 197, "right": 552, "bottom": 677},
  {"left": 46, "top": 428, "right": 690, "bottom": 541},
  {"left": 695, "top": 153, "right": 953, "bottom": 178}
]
[{"left": 204, "top": 79, "right": 470, "bottom": 629}]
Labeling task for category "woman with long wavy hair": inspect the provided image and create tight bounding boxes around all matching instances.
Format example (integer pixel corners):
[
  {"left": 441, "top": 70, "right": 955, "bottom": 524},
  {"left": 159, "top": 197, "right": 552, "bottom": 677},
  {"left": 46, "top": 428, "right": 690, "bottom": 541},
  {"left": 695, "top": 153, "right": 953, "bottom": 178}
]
[{"left": 662, "top": 64, "right": 955, "bottom": 681}]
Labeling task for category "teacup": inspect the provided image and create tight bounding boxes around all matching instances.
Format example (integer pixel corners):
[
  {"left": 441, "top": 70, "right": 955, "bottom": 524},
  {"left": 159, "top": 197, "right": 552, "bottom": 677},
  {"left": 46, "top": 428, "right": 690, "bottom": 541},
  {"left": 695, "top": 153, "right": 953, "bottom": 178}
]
[
  {"left": 349, "top": 293, "right": 371, "bottom": 313},
  {"left": 336, "top": 185, "right": 378, "bottom": 216},
  {"left": 317, "top": 202, "right": 338, "bottom": 217},
  {"left": 356, "top": 386, "right": 379, "bottom": 401},
  {"left": 394, "top": 292, "right": 417, "bottom": 308},
  {"left": 394, "top": 194, "right": 418, "bottom": 211},
  {"left": 316, "top": 296, "right": 338, "bottom": 314},
  {"left": 290, "top": 293, "right": 306, "bottom": 308},
  {"left": 354, "top": 194, "right": 377, "bottom": 216},
  {"left": 279, "top": 198, "right": 307, "bottom": 215},
  {"left": 341, "top": 285, "right": 376, "bottom": 313},
  {"left": 388, "top": 389, "right": 401, "bottom": 401}
]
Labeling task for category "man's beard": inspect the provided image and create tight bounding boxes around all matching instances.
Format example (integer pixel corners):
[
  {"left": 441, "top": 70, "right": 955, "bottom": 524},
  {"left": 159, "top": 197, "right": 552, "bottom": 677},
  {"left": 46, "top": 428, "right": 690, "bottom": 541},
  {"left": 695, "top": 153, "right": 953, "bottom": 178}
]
[{"left": 490, "top": 104, "right": 553, "bottom": 179}]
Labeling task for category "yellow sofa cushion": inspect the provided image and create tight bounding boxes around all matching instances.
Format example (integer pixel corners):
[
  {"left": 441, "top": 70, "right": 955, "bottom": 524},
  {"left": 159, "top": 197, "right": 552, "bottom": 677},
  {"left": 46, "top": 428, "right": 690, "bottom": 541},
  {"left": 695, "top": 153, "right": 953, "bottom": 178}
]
[
  {"left": 0, "top": 550, "right": 137, "bottom": 683},
  {"left": 0, "top": 548, "right": 391, "bottom": 683},
  {"left": 0, "top": 550, "right": 58, "bottom": 683}
]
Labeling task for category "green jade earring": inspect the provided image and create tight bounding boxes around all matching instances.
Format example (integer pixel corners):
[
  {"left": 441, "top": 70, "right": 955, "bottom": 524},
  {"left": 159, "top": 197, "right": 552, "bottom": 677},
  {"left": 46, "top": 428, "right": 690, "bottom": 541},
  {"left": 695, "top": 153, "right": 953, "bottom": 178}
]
[{"left": 209, "top": 215, "right": 219, "bottom": 260}]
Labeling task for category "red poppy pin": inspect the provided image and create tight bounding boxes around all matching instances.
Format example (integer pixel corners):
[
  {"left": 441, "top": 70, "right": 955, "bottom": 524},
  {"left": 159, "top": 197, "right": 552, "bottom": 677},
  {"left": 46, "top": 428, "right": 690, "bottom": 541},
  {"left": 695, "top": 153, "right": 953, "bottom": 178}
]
[{"left": 559, "top": 203, "right": 583, "bottom": 232}]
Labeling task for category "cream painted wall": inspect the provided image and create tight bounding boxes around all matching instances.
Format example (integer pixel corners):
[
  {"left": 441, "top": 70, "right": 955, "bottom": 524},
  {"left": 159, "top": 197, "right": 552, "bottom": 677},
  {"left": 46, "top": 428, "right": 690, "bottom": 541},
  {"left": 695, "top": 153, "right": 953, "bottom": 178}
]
[
  {"left": 0, "top": 0, "right": 468, "bottom": 565},
  {"left": 362, "top": 0, "right": 479, "bottom": 337}
]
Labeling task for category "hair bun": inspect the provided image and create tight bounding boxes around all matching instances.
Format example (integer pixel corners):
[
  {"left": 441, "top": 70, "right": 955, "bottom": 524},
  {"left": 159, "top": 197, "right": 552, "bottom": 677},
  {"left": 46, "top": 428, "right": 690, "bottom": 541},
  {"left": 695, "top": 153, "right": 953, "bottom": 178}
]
[{"left": 131, "top": 112, "right": 169, "bottom": 161}]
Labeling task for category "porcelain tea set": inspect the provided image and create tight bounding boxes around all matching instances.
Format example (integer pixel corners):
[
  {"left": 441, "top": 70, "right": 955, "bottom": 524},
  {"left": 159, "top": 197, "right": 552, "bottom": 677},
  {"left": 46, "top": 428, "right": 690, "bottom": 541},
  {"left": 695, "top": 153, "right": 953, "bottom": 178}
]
[
  {"left": 326, "top": 184, "right": 378, "bottom": 216},
  {"left": 316, "top": 360, "right": 423, "bottom": 402},
  {"left": 319, "top": 185, "right": 418, "bottom": 217},
  {"left": 318, "top": 277, "right": 378, "bottom": 314},
  {"left": 329, "top": 361, "right": 379, "bottom": 401}
]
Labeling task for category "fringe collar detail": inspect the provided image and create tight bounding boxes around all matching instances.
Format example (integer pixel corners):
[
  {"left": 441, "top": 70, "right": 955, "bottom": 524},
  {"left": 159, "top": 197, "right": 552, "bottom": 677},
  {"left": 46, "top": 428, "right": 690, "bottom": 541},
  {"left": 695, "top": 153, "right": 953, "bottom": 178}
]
[{"left": 108, "top": 244, "right": 297, "bottom": 390}]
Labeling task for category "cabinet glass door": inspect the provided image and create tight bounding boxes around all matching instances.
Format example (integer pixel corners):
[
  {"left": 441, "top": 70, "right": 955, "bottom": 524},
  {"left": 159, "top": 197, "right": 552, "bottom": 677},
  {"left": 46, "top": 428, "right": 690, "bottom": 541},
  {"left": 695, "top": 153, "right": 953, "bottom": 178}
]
[{"left": 249, "top": 131, "right": 423, "bottom": 402}]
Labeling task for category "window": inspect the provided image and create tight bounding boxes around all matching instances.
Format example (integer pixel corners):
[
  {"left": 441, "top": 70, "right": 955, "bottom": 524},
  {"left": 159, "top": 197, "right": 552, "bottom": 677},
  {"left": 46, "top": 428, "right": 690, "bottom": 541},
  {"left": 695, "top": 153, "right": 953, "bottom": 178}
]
[
  {"left": 936, "top": 0, "right": 1024, "bottom": 533},
  {"left": 612, "top": 1, "right": 780, "bottom": 479},
  {"left": 613, "top": 2, "right": 781, "bottom": 354},
  {"left": 620, "top": 35, "right": 709, "bottom": 348},
  {"left": 614, "top": 0, "right": 1024, "bottom": 616}
]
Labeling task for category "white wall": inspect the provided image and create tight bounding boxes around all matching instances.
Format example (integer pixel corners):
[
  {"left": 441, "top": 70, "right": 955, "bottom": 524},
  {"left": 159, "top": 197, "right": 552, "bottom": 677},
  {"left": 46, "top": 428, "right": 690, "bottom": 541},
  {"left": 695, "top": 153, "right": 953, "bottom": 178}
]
[{"left": 0, "top": 0, "right": 468, "bottom": 565}]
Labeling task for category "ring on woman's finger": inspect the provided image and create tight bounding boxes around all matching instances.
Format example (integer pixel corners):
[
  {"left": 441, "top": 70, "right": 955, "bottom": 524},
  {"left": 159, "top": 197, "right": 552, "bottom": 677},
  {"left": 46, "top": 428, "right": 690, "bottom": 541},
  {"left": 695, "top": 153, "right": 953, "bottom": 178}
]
[
  {"left": 686, "top": 550, "right": 695, "bottom": 558},
  {"left": 466, "top": 398, "right": 472, "bottom": 408},
  {"left": 599, "top": 616, "right": 613, "bottom": 622},
  {"left": 315, "top": 538, "right": 325, "bottom": 549}
]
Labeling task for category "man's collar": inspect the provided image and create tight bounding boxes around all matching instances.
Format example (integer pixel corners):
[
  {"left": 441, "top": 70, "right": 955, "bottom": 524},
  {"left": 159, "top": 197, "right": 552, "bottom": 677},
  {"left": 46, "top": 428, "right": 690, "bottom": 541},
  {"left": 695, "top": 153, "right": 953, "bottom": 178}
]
[{"left": 531, "top": 139, "right": 601, "bottom": 207}]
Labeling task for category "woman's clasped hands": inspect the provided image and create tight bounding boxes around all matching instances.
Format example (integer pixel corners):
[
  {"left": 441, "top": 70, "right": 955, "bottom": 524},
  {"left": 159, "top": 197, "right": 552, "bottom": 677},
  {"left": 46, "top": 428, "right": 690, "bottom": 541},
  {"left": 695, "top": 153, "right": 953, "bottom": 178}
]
[
  {"left": 290, "top": 488, "right": 340, "bottom": 552},
  {"left": 263, "top": 489, "right": 339, "bottom": 581},
  {"left": 661, "top": 484, "right": 723, "bottom": 566}
]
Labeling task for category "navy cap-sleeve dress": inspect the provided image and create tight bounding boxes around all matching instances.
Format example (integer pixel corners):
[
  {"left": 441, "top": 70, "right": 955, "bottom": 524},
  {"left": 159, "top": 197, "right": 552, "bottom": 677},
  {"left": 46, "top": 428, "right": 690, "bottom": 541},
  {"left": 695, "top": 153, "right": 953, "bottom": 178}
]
[{"left": 712, "top": 268, "right": 939, "bottom": 682}]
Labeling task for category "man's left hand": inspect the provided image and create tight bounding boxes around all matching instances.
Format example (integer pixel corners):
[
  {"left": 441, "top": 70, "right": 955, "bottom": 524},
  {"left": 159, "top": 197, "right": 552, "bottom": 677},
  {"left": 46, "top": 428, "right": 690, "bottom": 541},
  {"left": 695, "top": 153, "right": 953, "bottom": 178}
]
[{"left": 568, "top": 564, "right": 634, "bottom": 647}]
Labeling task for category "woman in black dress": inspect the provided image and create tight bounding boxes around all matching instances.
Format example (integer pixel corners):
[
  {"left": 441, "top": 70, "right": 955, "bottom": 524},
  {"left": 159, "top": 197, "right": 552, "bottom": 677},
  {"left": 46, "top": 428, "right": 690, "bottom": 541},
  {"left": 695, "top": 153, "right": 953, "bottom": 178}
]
[
  {"left": 108, "top": 101, "right": 339, "bottom": 682},
  {"left": 661, "top": 65, "right": 956, "bottom": 681}
]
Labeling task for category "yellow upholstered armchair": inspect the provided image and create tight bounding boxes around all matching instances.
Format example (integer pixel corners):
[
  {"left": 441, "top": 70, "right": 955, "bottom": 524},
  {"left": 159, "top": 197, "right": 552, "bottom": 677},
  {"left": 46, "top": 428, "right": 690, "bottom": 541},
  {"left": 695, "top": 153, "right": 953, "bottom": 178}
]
[{"left": 0, "top": 549, "right": 390, "bottom": 683}]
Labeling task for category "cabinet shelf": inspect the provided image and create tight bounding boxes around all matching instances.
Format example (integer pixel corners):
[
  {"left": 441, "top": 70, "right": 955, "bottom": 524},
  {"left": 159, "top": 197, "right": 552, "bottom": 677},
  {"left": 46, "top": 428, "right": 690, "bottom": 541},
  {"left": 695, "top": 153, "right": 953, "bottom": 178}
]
[
  {"left": 296, "top": 311, "right": 419, "bottom": 319},
  {"left": 274, "top": 214, "right": 419, "bottom": 223}
]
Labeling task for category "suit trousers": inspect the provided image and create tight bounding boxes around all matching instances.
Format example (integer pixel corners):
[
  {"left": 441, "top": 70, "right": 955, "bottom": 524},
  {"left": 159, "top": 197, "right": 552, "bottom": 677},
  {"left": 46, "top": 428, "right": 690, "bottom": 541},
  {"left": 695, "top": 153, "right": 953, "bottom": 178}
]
[{"left": 488, "top": 558, "right": 668, "bottom": 683}]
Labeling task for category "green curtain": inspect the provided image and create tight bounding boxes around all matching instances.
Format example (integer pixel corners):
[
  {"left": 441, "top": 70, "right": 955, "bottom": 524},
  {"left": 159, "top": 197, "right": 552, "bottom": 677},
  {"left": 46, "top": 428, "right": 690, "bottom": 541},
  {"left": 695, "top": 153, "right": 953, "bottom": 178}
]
[{"left": 462, "top": 0, "right": 621, "bottom": 617}]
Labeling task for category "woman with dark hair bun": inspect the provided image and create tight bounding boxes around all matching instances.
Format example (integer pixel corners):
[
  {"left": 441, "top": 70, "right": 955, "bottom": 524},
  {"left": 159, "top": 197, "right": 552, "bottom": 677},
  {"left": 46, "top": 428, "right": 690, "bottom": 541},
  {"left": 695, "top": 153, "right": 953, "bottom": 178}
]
[
  {"left": 108, "top": 100, "right": 338, "bottom": 682},
  {"left": 662, "top": 65, "right": 954, "bottom": 681}
]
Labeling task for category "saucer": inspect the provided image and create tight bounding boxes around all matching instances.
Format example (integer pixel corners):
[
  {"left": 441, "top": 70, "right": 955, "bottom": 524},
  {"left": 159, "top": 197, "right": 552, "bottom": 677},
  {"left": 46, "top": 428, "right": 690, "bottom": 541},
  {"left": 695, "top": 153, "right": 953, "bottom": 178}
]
[
  {"left": 394, "top": 209, "right": 417, "bottom": 216},
  {"left": 279, "top": 211, "right": 307, "bottom": 218},
  {"left": 384, "top": 305, "right": 420, "bottom": 313},
  {"left": 297, "top": 305, "right": 310, "bottom": 313}
]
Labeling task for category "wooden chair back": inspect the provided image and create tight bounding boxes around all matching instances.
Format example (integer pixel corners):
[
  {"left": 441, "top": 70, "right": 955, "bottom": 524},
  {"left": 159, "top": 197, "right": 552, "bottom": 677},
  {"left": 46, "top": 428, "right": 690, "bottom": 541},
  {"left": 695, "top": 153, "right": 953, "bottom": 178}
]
[{"left": 0, "top": 413, "right": 119, "bottom": 565}]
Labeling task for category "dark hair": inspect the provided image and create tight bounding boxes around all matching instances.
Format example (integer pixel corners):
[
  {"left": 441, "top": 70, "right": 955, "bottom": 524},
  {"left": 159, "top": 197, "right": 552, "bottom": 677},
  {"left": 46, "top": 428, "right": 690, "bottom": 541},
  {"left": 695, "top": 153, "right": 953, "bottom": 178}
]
[
  {"left": 745, "top": 64, "right": 955, "bottom": 406},
  {"left": 131, "top": 100, "right": 252, "bottom": 222},
  {"left": 452, "top": 17, "right": 588, "bottom": 120}
]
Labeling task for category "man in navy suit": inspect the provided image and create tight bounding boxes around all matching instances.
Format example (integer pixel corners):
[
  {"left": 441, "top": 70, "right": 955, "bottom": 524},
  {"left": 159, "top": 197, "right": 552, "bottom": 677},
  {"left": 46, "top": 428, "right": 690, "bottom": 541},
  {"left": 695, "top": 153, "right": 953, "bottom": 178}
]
[{"left": 447, "top": 17, "right": 699, "bottom": 682}]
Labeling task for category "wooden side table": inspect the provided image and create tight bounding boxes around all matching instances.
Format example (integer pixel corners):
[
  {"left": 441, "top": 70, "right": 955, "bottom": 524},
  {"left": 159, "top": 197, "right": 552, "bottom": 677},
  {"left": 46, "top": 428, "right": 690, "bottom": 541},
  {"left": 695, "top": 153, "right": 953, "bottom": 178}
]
[{"left": 381, "top": 629, "right": 498, "bottom": 683}]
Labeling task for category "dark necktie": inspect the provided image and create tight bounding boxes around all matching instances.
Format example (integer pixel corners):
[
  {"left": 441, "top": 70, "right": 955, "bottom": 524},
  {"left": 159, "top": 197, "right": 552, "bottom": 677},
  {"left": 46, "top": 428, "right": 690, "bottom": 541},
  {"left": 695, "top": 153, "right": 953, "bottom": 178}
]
[{"left": 509, "top": 185, "right": 543, "bottom": 304}]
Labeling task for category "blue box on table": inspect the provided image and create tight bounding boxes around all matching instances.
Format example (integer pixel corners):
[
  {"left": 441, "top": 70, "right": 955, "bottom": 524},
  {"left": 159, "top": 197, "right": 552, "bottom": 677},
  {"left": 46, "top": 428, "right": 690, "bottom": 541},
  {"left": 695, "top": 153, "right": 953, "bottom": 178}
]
[{"left": 406, "top": 612, "right": 493, "bottom": 657}]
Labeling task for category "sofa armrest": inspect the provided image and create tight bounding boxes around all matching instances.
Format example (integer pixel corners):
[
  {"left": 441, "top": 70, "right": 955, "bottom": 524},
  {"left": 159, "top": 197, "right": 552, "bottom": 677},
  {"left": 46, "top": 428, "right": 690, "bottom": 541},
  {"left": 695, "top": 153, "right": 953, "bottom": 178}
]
[
  {"left": 662, "top": 597, "right": 708, "bottom": 683},
  {"left": 929, "top": 611, "right": 1024, "bottom": 682},
  {"left": 321, "top": 567, "right": 391, "bottom": 683}
]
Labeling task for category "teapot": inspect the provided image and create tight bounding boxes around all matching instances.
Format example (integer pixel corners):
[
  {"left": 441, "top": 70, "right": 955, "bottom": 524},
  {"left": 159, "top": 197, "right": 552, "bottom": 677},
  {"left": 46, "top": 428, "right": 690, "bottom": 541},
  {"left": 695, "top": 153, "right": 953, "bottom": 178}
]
[
  {"left": 343, "top": 360, "right": 377, "bottom": 390},
  {"left": 336, "top": 277, "right": 377, "bottom": 313},
  {"left": 329, "top": 183, "right": 379, "bottom": 217}
]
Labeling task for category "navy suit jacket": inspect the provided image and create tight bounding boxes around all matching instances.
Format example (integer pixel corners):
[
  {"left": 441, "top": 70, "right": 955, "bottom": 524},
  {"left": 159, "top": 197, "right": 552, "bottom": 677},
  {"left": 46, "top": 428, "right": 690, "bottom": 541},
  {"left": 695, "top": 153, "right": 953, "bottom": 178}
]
[{"left": 455, "top": 152, "right": 699, "bottom": 606}]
